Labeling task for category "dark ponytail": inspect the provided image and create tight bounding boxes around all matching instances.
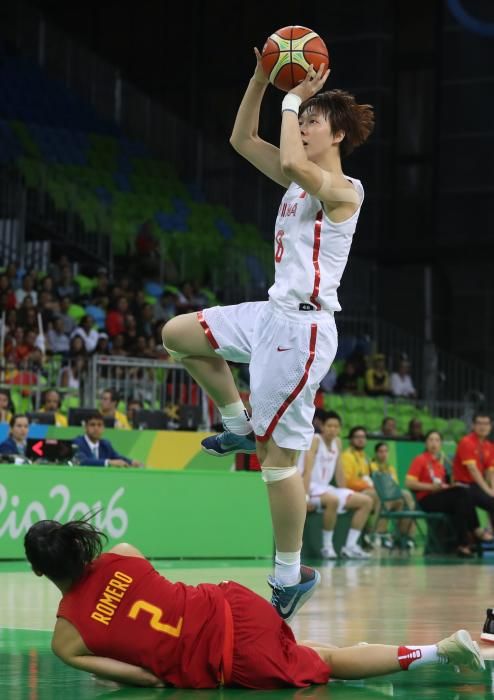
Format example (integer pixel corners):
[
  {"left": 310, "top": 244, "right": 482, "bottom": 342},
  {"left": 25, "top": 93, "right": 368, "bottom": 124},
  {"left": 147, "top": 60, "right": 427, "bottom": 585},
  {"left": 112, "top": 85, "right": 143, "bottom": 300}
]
[{"left": 24, "top": 518, "right": 107, "bottom": 583}]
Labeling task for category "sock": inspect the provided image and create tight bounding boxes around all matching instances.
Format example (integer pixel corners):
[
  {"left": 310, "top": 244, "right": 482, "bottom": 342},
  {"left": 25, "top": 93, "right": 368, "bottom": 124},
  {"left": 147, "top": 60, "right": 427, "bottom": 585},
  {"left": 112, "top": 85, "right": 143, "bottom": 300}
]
[
  {"left": 346, "top": 528, "right": 361, "bottom": 549},
  {"left": 322, "top": 530, "right": 334, "bottom": 549},
  {"left": 397, "top": 645, "right": 445, "bottom": 670},
  {"left": 219, "top": 401, "right": 251, "bottom": 436},
  {"left": 275, "top": 551, "right": 301, "bottom": 586}
]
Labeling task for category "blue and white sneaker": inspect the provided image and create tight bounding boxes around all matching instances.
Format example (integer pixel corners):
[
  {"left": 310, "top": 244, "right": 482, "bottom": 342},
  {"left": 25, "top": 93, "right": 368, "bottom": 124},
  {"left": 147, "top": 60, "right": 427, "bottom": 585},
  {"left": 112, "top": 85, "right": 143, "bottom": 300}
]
[
  {"left": 268, "top": 565, "right": 321, "bottom": 623},
  {"left": 201, "top": 428, "right": 257, "bottom": 457}
]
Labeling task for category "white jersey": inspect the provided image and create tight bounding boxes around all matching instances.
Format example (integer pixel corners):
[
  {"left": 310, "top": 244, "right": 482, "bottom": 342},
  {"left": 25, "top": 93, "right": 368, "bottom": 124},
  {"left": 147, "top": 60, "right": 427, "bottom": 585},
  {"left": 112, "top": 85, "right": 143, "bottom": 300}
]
[
  {"left": 268, "top": 177, "right": 364, "bottom": 314},
  {"left": 299, "top": 435, "right": 339, "bottom": 495}
]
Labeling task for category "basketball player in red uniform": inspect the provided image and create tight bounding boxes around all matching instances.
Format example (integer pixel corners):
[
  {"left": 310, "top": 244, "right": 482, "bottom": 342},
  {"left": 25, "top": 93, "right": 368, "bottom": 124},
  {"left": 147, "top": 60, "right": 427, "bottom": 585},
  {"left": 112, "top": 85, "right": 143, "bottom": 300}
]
[
  {"left": 25, "top": 518, "right": 484, "bottom": 689},
  {"left": 162, "top": 51, "right": 374, "bottom": 621}
]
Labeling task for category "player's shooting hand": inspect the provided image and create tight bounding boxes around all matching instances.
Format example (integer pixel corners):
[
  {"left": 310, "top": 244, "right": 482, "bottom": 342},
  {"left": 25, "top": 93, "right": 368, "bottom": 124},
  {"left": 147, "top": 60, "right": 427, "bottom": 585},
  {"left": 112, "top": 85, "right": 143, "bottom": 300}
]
[
  {"left": 289, "top": 62, "right": 330, "bottom": 100},
  {"left": 252, "top": 47, "right": 269, "bottom": 86}
]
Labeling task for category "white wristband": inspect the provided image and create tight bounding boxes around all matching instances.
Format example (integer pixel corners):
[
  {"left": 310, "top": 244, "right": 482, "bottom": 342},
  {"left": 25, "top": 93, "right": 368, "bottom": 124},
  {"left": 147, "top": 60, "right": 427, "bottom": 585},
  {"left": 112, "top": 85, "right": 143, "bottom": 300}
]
[{"left": 281, "top": 93, "right": 302, "bottom": 115}]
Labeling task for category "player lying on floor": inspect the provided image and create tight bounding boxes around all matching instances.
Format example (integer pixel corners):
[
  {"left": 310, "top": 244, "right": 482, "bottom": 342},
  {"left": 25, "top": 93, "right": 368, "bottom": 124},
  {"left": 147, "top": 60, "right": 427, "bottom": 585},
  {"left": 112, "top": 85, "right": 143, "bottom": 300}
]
[{"left": 24, "top": 518, "right": 485, "bottom": 689}]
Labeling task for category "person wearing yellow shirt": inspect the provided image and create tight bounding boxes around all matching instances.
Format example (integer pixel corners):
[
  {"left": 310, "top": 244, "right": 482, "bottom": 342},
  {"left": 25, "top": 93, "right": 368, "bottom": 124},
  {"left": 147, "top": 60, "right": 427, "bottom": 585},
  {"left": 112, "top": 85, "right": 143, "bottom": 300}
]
[
  {"left": 99, "top": 388, "right": 131, "bottom": 430},
  {"left": 341, "top": 427, "right": 378, "bottom": 546},
  {"left": 0, "top": 389, "right": 13, "bottom": 424},
  {"left": 370, "top": 441, "right": 416, "bottom": 548},
  {"left": 364, "top": 353, "right": 391, "bottom": 397},
  {"left": 40, "top": 390, "right": 68, "bottom": 427}
]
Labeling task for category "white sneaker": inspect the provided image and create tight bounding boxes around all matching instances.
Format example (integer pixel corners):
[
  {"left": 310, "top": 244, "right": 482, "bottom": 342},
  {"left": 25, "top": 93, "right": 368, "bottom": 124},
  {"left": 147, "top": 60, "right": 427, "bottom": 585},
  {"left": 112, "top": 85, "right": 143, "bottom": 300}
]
[
  {"left": 320, "top": 544, "right": 338, "bottom": 560},
  {"left": 437, "top": 629, "right": 485, "bottom": 671},
  {"left": 340, "top": 544, "right": 371, "bottom": 559}
]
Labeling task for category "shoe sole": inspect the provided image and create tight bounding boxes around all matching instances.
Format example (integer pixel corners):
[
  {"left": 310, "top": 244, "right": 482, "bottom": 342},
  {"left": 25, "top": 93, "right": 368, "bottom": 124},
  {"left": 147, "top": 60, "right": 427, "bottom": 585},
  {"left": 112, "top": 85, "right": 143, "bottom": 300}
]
[
  {"left": 480, "top": 631, "right": 494, "bottom": 643},
  {"left": 284, "top": 570, "right": 321, "bottom": 624},
  {"left": 453, "top": 630, "right": 485, "bottom": 670},
  {"left": 201, "top": 445, "right": 257, "bottom": 457}
]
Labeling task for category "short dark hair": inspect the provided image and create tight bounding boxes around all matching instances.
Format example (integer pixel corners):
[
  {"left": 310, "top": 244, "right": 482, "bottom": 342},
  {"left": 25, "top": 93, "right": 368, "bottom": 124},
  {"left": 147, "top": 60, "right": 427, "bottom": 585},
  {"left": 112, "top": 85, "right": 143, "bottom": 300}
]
[
  {"left": 473, "top": 412, "right": 491, "bottom": 422},
  {"left": 374, "top": 442, "right": 387, "bottom": 452},
  {"left": 381, "top": 416, "right": 395, "bottom": 428},
  {"left": 101, "top": 388, "right": 118, "bottom": 403},
  {"left": 424, "top": 429, "right": 442, "bottom": 442},
  {"left": 324, "top": 410, "right": 341, "bottom": 424},
  {"left": 10, "top": 413, "right": 28, "bottom": 428},
  {"left": 84, "top": 411, "right": 105, "bottom": 424},
  {"left": 349, "top": 425, "right": 367, "bottom": 439}
]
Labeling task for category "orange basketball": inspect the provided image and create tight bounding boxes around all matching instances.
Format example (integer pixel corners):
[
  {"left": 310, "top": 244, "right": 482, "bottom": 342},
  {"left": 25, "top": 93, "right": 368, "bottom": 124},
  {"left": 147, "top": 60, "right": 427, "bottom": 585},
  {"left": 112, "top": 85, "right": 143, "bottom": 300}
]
[{"left": 261, "top": 25, "right": 330, "bottom": 92}]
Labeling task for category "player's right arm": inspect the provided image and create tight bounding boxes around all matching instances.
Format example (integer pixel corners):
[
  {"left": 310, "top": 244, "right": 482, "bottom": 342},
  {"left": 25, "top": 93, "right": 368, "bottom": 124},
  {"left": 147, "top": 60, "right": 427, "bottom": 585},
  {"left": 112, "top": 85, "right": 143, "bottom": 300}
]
[
  {"left": 302, "top": 436, "right": 320, "bottom": 494},
  {"left": 230, "top": 48, "right": 290, "bottom": 188}
]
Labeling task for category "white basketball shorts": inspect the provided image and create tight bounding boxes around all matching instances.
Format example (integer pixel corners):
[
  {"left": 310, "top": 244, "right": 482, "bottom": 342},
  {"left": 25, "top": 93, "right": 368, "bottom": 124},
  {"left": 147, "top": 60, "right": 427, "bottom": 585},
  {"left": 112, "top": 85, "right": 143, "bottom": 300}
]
[
  {"left": 309, "top": 485, "right": 354, "bottom": 514},
  {"left": 198, "top": 300, "right": 338, "bottom": 450}
]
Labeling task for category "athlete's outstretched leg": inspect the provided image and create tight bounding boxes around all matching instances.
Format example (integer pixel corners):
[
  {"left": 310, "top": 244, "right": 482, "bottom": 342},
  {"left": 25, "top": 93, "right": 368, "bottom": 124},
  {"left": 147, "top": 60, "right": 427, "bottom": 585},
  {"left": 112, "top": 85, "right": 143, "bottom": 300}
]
[{"left": 303, "top": 629, "right": 484, "bottom": 678}]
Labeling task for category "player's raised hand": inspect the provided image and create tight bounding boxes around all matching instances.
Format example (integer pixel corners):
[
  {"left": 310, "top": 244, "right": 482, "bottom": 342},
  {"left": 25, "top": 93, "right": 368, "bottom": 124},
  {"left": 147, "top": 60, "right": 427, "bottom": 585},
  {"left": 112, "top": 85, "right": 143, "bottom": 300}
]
[
  {"left": 289, "top": 63, "right": 330, "bottom": 101},
  {"left": 253, "top": 47, "right": 269, "bottom": 86}
]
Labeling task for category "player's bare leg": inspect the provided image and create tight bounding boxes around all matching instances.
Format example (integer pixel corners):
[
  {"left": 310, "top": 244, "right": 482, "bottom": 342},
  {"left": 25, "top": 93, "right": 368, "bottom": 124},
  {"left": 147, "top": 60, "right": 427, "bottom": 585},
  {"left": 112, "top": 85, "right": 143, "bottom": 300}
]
[
  {"left": 319, "top": 492, "right": 339, "bottom": 559},
  {"left": 302, "top": 629, "right": 485, "bottom": 678}
]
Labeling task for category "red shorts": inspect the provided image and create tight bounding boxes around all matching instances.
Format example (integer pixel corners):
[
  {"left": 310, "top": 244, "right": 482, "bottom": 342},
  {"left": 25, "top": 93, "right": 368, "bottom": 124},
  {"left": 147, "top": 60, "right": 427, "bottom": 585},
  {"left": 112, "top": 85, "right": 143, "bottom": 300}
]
[{"left": 219, "top": 580, "right": 330, "bottom": 689}]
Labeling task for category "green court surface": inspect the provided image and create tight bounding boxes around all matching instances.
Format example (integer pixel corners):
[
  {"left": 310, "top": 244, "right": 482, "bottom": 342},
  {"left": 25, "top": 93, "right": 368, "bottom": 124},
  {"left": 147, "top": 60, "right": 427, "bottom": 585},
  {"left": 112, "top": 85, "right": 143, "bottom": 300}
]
[{"left": 1, "top": 556, "right": 493, "bottom": 699}]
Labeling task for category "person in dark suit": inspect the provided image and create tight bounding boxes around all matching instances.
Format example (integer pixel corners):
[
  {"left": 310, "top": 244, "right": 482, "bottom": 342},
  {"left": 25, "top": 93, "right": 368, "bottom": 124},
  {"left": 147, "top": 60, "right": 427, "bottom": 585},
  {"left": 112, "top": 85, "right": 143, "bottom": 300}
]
[
  {"left": 72, "top": 411, "right": 142, "bottom": 468},
  {"left": 0, "top": 414, "right": 29, "bottom": 456}
]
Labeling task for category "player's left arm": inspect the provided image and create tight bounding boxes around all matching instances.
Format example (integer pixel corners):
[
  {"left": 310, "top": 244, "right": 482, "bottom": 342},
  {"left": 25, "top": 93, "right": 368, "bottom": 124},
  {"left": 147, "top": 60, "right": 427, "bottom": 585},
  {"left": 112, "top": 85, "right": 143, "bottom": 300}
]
[{"left": 63, "top": 654, "right": 164, "bottom": 687}]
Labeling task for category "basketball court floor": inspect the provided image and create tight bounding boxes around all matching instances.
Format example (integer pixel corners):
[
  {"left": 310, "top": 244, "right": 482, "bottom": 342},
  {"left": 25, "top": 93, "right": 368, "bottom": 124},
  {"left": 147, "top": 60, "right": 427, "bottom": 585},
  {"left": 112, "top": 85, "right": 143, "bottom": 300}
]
[{"left": 1, "top": 554, "right": 494, "bottom": 699}]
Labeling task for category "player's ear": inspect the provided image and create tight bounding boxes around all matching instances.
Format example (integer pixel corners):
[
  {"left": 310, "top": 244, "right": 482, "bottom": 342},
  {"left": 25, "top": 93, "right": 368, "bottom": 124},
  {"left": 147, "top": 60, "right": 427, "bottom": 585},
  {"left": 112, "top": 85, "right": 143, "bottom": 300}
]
[{"left": 333, "top": 130, "right": 345, "bottom": 144}]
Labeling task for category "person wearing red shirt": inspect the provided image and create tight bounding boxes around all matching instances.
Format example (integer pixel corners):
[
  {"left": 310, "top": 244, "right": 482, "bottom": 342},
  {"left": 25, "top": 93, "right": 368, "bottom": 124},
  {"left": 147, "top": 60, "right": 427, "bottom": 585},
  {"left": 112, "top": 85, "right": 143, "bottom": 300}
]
[
  {"left": 106, "top": 297, "right": 129, "bottom": 338},
  {"left": 24, "top": 518, "right": 483, "bottom": 688},
  {"left": 406, "top": 430, "right": 492, "bottom": 557},
  {"left": 452, "top": 413, "right": 494, "bottom": 528}
]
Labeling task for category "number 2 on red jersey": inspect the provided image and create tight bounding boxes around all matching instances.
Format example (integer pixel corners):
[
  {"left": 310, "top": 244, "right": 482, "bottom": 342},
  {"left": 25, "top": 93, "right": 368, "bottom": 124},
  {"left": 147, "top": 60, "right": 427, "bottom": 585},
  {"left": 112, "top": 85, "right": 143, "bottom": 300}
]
[{"left": 128, "top": 599, "right": 183, "bottom": 637}]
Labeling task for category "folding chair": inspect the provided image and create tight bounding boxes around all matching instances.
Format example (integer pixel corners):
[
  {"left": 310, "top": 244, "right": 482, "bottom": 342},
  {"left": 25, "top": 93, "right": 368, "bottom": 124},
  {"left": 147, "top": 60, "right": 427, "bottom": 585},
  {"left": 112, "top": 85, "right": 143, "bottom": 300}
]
[{"left": 371, "top": 471, "right": 455, "bottom": 553}]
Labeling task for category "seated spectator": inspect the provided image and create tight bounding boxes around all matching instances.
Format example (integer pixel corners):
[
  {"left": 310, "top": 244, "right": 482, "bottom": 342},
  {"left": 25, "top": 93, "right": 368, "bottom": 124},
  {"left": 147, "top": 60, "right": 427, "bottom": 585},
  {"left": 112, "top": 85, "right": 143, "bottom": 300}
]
[
  {"left": 390, "top": 358, "right": 417, "bottom": 398},
  {"left": 370, "top": 441, "right": 416, "bottom": 548},
  {"left": 59, "top": 296, "right": 76, "bottom": 335},
  {"left": 99, "top": 388, "right": 131, "bottom": 429},
  {"left": 15, "top": 273, "right": 38, "bottom": 306},
  {"left": 72, "top": 411, "right": 142, "bottom": 467},
  {"left": 94, "top": 332, "right": 110, "bottom": 355},
  {"left": 136, "top": 303, "right": 154, "bottom": 338},
  {"left": 175, "top": 281, "right": 206, "bottom": 314},
  {"left": 0, "top": 389, "right": 13, "bottom": 423},
  {"left": 379, "top": 416, "right": 398, "bottom": 439},
  {"left": 106, "top": 296, "right": 129, "bottom": 338},
  {"left": 90, "top": 270, "right": 111, "bottom": 307},
  {"left": 0, "top": 414, "right": 29, "bottom": 456},
  {"left": 334, "top": 360, "right": 363, "bottom": 395},
  {"left": 70, "top": 315, "right": 99, "bottom": 354},
  {"left": 39, "top": 390, "right": 68, "bottom": 427},
  {"left": 406, "top": 430, "right": 493, "bottom": 557},
  {"left": 319, "top": 365, "right": 338, "bottom": 394},
  {"left": 153, "top": 291, "right": 177, "bottom": 324},
  {"left": 110, "top": 333, "right": 127, "bottom": 357},
  {"left": 299, "top": 411, "right": 373, "bottom": 559},
  {"left": 56, "top": 264, "right": 80, "bottom": 299},
  {"left": 126, "top": 398, "right": 144, "bottom": 428},
  {"left": 59, "top": 357, "right": 87, "bottom": 390},
  {"left": 123, "top": 313, "right": 138, "bottom": 351},
  {"left": 68, "top": 335, "right": 88, "bottom": 360},
  {"left": 0, "top": 273, "right": 17, "bottom": 310},
  {"left": 406, "top": 418, "right": 424, "bottom": 442},
  {"left": 46, "top": 316, "right": 70, "bottom": 355},
  {"left": 365, "top": 353, "right": 391, "bottom": 397}
]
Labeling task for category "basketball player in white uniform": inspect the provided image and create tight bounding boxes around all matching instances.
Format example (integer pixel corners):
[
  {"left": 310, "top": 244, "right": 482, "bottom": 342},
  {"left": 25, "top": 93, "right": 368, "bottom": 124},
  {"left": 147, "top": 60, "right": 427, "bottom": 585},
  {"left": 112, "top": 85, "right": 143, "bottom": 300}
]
[
  {"left": 162, "top": 51, "right": 374, "bottom": 621},
  {"left": 298, "top": 411, "right": 373, "bottom": 559}
]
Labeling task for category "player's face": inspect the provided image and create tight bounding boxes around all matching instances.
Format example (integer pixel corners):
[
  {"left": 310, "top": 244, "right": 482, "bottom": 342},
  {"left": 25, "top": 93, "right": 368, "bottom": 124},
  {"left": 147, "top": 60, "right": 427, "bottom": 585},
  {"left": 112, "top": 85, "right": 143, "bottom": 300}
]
[
  {"left": 86, "top": 419, "right": 104, "bottom": 441},
  {"left": 473, "top": 416, "right": 491, "bottom": 439},
  {"left": 322, "top": 418, "right": 340, "bottom": 440},
  {"left": 425, "top": 432, "right": 441, "bottom": 454},
  {"left": 299, "top": 108, "right": 333, "bottom": 161}
]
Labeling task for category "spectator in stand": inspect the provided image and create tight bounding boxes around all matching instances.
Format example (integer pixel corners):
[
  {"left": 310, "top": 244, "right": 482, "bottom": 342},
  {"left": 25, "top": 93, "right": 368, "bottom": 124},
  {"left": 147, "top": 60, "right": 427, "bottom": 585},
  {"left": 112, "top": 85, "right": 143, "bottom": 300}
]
[
  {"left": 334, "top": 360, "right": 364, "bottom": 395},
  {"left": 126, "top": 398, "right": 144, "bottom": 428},
  {"left": 39, "top": 390, "right": 68, "bottom": 427},
  {"left": 38, "top": 274, "right": 57, "bottom": 297},
  {"left": 319, "top": 365, "right": 338, "bottom": 394},
  {"left": 90, "top": 270, "right": 111, "bottom": 307},
  {"left": 14, "top": 329, "right": 39, "bottom": 364},
  {"left": 99, "top": 388, "right": 131, "bottom": 429},
  {"left": 109, "top": 333, "right": 127, "bottom": 357},
  {"left": 136, "top": 303, "right": 154, "bottom": 338},
  {"left": 56, "top": 265, "right": 80, "bottom": 299},
  {"left": 5, "top": 262, "right": 19, "bottom": 290},
  {"left": 49, "top": 254, "right": 70, "bottom": 283},
  {"left": 72, "top": 411, "right": 142, "bottom": 467},
  {"left": 452, "top": 412, "right": 494, "bottom": 530},
  {"left": 175, "top": 281, "right": 206, "bottom": 314},
  {"left": 46, "top": 316, "right": 70, "bottom": 355},
  {"left": 379, "top": 416, "right": 399, "bottom": 439},
  {"left": 0, "top": 389, "right": 13, "bottom": 423},
  {"left": 94, "top": 332, "right": 110, "bottom": 355},
  {"left": 390, "top": 358, "right": 417, "bottom": 399},
  {"left": 365, "top": 353, "right": 391, "bottom": 397},
  {"left": 153, "top": 290, "right": 177, "bottom": 324},
  {"left": 59, "top": 356, "right": 86, "bottom": 391},
  {"left": 15, "top": 273, "right": 38, "bottom": 306},
  {"left": 71, "top": 315, "right": 99, "bottom": 354},
  {"left": 59, "top": 297, "right": 76, "bottom": 335},
  {"left": 370, "top": 442, "right": 416, "bottom": 548},
  {"left": 17, "top": 305, "right": 38, "bottom": 334},
  {"left": 0, "top": 414, "right": 29, "bottom": 456},
  {"left": 37, "top": 290, "right": 58, "bottom": 327},
  {"left": 0, "top": 274, "right": 17, "bottom": 310},
  {"left": 68, "top": 335, "right": 88, "bottom": 360},
  {"left": 406, "top": 430, "right": 493, "bottom": 557},
  {"left": 106, "top": 296, "right": 128, "bottom": 338},
  {"left": 406, "top": 418, "right": 424, "bottom": 442}
]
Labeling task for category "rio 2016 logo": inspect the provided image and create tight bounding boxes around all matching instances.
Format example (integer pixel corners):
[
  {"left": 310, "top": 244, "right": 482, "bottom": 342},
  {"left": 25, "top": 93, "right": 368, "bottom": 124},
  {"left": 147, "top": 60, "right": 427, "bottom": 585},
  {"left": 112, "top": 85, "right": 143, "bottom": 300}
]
[{"left": 0, "top": 484, "right": 128, "bottom": 540}]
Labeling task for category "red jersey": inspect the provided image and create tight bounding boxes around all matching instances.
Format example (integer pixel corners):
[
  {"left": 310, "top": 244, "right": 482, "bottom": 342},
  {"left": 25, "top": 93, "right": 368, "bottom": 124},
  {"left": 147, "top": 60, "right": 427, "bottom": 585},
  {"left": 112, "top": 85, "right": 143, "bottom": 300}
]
[
  {"left": 407, "top": 452, "right": 446, "bottom": 501},
  {"left": 452, "top": 432, "right": 494, "bottom": 484},
  {"left": 57, "top": 553, "right": 226, "bottom": 688}
]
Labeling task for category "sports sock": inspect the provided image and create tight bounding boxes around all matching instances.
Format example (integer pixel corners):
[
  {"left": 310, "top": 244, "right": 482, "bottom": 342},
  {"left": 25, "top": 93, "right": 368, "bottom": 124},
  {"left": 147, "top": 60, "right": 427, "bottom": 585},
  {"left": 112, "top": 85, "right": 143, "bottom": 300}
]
[
  {"left": 322, "top": 530, "right": 334, "bottom": 549},
  {"left": 218, "top": 401, "right": 252, "bottom": 435},
  {"left": 397, "top": 645, "right": 445, "bottom": 670},
  {"left": 346, "top": 528, "right": 361, "bottom": 549},
  {"left": 275, "top": 551, "right": 301, "bottom": 586}
]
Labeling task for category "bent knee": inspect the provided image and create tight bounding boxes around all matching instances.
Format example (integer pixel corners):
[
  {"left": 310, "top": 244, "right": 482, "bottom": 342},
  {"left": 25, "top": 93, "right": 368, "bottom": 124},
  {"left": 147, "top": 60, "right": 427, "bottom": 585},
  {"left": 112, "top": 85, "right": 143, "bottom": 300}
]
[
  {"left": 320, "top": 492, "right": 339, "bottom": 508},
  {"left": 161, "top": 316, "right": 182, "bottom": 350}
]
